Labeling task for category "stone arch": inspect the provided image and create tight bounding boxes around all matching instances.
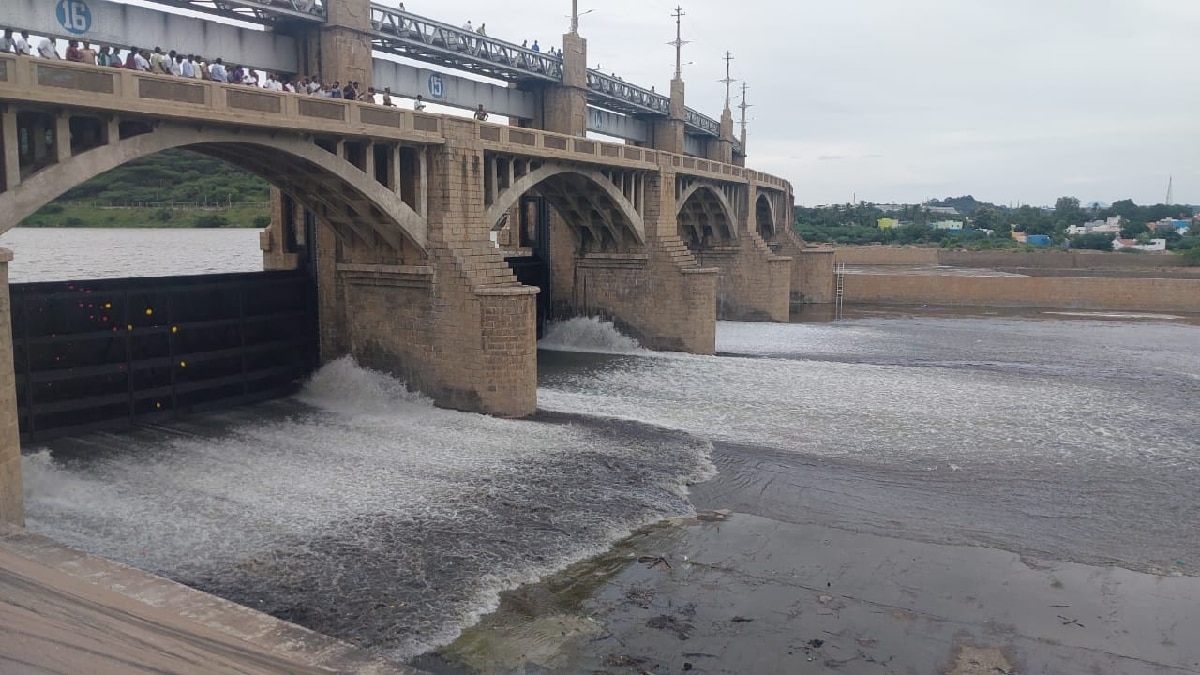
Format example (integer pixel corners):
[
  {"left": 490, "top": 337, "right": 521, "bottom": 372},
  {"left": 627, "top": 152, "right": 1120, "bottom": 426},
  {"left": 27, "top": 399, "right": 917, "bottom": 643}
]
[
  {"left": 756, "top": 192, "right": 777, "bottom": 241},
  {"left": 676, "top": 183, "right": 737, "bottom": 250},
  {"left": 485, "top": 163, "right": 645, "bottom": 251},
  {"left": 1, "top": 125, "right": 428, "bottom": 254}
]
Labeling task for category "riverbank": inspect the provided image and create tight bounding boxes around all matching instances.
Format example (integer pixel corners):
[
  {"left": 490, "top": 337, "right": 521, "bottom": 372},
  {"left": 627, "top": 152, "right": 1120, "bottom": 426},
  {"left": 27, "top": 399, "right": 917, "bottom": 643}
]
[{"left": 19, "top": 202, "right": 268, "bottom": 229}]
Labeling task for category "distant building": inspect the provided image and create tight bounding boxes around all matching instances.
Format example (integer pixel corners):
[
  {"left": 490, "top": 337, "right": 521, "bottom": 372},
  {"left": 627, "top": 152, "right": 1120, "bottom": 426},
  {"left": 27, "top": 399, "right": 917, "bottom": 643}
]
[
  {"left": 1066, "top": 217, "right": 1121, "bottom": 236},
  {"left": 1112, "top": 238, "right": 1167, "bottom": 252},
  {"left": 1151, "top": 218, "right": 1190, "bottom": 235},
  {"left": 877, "top": 217, "right": 900, "bottom": 229},
  {"left": 931, "top": 220, "right": 963, "bottom": 231},
  {"left": 925, "top": 205, "right": 960, "bottom": 216}
]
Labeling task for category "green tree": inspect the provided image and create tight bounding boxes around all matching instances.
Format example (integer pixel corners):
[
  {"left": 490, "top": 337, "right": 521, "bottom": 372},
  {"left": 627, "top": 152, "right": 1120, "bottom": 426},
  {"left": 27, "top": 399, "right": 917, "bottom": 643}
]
[{"left": 1053, "top": 196, "right": 1085, "bottom": 231}]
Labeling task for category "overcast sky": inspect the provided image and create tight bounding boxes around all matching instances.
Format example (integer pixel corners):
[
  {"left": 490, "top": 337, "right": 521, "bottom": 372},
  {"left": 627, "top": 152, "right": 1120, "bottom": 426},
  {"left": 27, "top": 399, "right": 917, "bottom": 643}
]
[{"left": 418, "top": 0, "right": 1200, "bottom": 207}]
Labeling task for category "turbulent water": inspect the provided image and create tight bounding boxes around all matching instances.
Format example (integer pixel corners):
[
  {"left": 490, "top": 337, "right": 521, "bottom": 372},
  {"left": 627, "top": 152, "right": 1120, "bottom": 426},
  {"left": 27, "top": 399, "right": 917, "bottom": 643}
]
[
  {"left": 10, "top": 228, "right": 1200, "bottom": 663},
  {"left": 23, "top": 356, "right": 713, "bottom": 658}
]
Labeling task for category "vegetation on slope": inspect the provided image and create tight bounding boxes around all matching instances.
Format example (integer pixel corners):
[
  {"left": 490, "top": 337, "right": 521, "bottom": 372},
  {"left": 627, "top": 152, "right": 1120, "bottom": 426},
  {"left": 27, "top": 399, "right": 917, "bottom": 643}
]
[{"left": 19, "top": 149, "right": 271, "bottom": 228}]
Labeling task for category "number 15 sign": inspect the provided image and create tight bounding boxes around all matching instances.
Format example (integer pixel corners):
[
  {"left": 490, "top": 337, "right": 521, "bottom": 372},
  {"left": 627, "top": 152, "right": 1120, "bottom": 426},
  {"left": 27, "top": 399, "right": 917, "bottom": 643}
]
[{"left": 56, "top": 0, "right": 93, "bottom": 35}]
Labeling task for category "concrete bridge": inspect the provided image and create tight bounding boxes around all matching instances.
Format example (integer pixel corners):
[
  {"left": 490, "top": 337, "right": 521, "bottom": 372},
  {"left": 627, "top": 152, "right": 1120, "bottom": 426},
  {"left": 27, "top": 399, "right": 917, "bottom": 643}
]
[{"left": 0, "top": 0, "right": 833, "bottom": 526}]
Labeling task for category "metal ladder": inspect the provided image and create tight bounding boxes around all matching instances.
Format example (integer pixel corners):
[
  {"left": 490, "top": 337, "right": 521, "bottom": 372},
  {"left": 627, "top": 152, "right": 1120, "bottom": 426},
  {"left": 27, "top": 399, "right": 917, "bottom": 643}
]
[{"left": 834, "top": 263, "right": 846, "bottom": 320}]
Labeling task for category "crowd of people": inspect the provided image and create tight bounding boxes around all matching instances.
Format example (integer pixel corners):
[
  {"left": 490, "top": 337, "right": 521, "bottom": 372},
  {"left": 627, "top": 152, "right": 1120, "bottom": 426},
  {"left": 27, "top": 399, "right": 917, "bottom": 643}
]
[{"left": 0, "top": 28, "right": 443, "bottom": 110}]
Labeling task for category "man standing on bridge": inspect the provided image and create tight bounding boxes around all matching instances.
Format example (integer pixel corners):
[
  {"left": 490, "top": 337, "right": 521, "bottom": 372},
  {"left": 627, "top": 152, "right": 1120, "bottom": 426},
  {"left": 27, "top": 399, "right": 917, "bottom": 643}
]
[{"left": 474, "top": 104, "right": 488, "bottom": 122}]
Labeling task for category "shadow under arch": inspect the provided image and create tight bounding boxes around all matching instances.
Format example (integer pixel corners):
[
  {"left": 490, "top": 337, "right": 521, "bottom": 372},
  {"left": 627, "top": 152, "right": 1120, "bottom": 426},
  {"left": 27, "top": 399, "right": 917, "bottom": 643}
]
[
  {"left": 1, "top": 126, "right": 429, "bottom": 255},
  {"left": 485, "top": 163, "right": 645, "bottom": 251},
  {"left": 755, "top": 192, "right": 777, "bottom": 240},
  {"left": 676, "top": 183, "right": 737, "bottom": 249}
]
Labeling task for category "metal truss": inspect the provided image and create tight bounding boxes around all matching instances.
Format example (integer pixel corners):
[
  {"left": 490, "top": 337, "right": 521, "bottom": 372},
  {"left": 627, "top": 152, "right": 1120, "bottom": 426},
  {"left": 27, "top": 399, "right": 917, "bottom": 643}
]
[
  {"left": 142, "top": 0, "right": 326, "bottom": 25},
  {"left": 684, "top": 107, "right": 720, "bottom": 136},
  {"left": 369, "top": 5, "right": 562, "bottom": 82},
  {"left": 136, "top": 0, "right": 724, "bottom": 137}
]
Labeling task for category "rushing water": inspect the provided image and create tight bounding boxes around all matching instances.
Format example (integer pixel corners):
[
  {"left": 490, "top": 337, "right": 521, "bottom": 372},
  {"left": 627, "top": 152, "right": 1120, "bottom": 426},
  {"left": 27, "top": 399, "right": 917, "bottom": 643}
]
[{"left": 9, "top": 228, "right": 1200, "bottom": 663}]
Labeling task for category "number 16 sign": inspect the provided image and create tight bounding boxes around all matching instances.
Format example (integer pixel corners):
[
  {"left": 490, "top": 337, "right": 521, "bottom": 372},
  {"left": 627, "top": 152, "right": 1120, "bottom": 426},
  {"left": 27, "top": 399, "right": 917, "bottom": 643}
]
[{"left": 57, "top": 0, "right": 93, "bottom": 35}]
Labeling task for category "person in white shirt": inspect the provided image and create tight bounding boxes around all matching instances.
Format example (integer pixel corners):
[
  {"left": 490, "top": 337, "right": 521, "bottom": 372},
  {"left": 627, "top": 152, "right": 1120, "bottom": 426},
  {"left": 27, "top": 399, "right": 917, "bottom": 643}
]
[
  {"left": 37, "top": 36, "right": 59, "bottom": 59},
  {"left": 133, "top": 50, "right": 150, "bottom": 71},
  {"left": 414, "top": 94, "right": 427, "bottom": 111},
  {"left": 0, "top": 30, "right": 13, "bottom": 54},
  {"left": 14, "top": 32, "right": 31, "bottom": 56},
  {"left": 463, "top": 20, "right": 473, "bottom": 31},
  {"left": 180, "top": 55, "right": 196, "bottom": 78},
  {"left": 265, "top": 73, "right": 280, "bottom": 90},
  {"left": 208, "top": 58, "right": 228, "bottom": 83}
]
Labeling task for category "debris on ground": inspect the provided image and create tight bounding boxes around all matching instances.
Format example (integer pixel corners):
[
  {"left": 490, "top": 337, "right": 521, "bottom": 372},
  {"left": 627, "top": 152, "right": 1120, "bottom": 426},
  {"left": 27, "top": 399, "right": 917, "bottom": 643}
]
[
  {"left": 729, "top": 616, "right": 754, "bottom": 623},
  {"left": 637, "top": 555, "right": 672, "bottom": 570},
  {"left": 645, "top": 614, "right": 693, "bottom": 640}
]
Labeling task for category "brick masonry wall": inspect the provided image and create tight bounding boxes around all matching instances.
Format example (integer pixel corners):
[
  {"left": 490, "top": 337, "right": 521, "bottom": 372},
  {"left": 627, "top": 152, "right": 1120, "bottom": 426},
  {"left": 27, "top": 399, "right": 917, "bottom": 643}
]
[
  {"left": 835, "top": 247, "right": 940, "bottom": 265},
  {"left": 775, "top": 228, "right": 835, "bottom": 304},
  {"left": 844, "top": 274, "right": 1200, "bottom": 312},
  {"left": 0, "top": 250, "right": 23, "bottom": 526},
  {"left": 697, "top": 231, "right": 791, "bottom": 321}
]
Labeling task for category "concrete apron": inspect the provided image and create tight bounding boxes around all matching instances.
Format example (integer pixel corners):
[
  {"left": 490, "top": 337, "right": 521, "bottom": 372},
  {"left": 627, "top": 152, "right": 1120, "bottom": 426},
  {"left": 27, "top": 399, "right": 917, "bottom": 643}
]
[{"left": 0, "top": 524, "right": 421, "bottom": 674}]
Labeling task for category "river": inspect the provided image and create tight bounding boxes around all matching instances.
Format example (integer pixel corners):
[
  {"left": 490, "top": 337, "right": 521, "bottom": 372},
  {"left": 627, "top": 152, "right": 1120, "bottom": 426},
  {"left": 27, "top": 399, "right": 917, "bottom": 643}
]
[{"left": 4, "top": 227, "right": 1199, "bottom": 669}]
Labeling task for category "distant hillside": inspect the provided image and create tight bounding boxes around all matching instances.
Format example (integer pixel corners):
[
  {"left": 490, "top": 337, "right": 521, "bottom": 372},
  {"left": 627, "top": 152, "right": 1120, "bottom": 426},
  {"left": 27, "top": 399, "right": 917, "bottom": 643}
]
[
  {"left": 58, "top": 149, "right": 270, "bottom": 205},
  {"left": 20, "top": 149, "right": 271, "bottom": 228}
]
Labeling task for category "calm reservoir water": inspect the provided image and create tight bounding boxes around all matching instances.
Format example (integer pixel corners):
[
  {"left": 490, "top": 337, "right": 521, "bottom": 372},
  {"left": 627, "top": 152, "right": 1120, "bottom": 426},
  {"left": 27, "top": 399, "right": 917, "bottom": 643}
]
[{"left": 6, "top": 227, "right": 1199, "bottom": 663}]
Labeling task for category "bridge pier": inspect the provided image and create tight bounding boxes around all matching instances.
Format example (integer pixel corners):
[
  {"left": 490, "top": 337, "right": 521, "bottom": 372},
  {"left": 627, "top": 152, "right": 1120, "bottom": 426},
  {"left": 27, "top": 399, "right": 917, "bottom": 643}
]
[
  {"left": 698, "top": 232, "right": 792, "bottom": 322},
  {"left": 0, "top": 249, "right": 22, "bottom": 527},
  {"left": 547, "top": 167, "right": 718, "bottom": 353},
  {"left": 776, "top": 229, "right": 836, "bottom": 305}
]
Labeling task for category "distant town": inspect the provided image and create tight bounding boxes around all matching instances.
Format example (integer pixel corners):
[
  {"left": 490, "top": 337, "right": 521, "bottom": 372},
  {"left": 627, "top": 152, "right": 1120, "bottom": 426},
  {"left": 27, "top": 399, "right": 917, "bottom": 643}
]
[{"left": 794, "top": 195, "right": 1200, "bottom": 263}]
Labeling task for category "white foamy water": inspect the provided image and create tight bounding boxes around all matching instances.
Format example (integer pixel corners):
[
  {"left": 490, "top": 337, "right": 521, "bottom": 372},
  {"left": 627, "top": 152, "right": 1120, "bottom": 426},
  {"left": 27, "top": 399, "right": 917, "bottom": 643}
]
[
  {"left": 23, "top": 357, "right": 713, "bottom": 659},
  {"left": 539, "top": 319, "right": 1200, "bottom": 471},
  {"left": 538, "top": 317, "right": 646, "bottom": 353}
]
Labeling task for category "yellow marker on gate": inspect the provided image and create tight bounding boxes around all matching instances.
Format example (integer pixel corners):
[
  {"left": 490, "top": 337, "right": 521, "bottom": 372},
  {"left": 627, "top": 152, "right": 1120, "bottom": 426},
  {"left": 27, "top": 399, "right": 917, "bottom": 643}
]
[
  {"left": 145, "top": 308, "right": 153, "bottom": 316},
  {"left": 179, "top": 361, "right": 187, "bottom": 368}
]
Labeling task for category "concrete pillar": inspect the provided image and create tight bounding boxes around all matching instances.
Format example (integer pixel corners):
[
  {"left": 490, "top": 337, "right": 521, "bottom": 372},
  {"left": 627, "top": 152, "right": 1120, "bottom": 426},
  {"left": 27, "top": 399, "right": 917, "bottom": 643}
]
[
  {"left": 261, "top": 187, "right": 300, "bottom": 271},
  {"left": 538, "top": 33, "right": 588, "bottom": 136},
  {"left": 298, "top": 0, "right": 373, "bottom": 90},
  {"left": 0, "top": 248, "right": 23, "bottom": 527},
  {"left": 54, "top": 114, "right": 71, "bottom": 164},
  {"left": 707, "top": 106, "right": 734, "bottom": 164},
  {"left": 652, "top": 78, "right": 686, "bottom": 155},
  {"left": 1, "top": 108, "right": 19, "bottom": 191}
]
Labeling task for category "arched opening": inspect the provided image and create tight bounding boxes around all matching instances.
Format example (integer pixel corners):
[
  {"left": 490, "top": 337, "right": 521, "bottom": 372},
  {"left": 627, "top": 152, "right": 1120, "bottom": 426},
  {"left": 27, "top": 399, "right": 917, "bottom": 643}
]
[
  {"left": 756, "top": 193, "right": 777, "bottom": 242},
  {"left": 2, "top": 122, "right": 429, "bottom": 440},
  {"left": 485, "top": 161, "right": 646, "bottom": 338},
  {"left": 677, "top": 185, "right": 736, "bottom": 252}
]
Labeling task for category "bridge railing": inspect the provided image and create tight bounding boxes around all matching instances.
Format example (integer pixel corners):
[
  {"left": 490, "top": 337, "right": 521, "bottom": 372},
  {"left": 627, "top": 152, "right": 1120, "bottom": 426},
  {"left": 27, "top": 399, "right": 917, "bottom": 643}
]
[
  {"left": 0, "top": 54, "right": 789, "bottom": 193},
  {"left": 0, "top": 54, "right": 446, "bottom": 144},
  {"left": 472, "top": 122, "right": 790, "bottom": 192}
]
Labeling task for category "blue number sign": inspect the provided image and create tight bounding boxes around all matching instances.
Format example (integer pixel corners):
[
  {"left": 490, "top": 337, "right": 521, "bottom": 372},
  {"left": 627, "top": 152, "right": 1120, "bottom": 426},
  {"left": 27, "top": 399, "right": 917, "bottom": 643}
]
[
  {"left": 427, "top": 73, "right": 444, "bottom": 100},
  {"left": 56, "top": 0, "right": 93, "bottom": 35}
]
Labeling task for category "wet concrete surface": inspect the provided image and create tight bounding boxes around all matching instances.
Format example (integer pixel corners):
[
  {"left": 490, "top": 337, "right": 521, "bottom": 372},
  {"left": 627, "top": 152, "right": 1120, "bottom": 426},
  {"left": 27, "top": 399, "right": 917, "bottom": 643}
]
[
  {"left": 429, "top": 512, "right": 1199, "bottom": 675},
  {"left": 0, "top": 524, "right": 411, "bottom": 674}
]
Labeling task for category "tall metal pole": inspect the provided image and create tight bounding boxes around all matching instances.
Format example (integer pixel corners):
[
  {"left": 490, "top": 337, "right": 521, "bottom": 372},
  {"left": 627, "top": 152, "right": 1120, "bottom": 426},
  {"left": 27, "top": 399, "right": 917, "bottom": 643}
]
[
  {"left": 669, "top": 5, "right": 688, "bottom": 80},
  {"left": 720, "top": 51, "right": 735, "bottom": 108},
  {"left": 570, "top": 0, "right": 579, "bottom": 35},
  {"left": 738, "top": 81, "right": 751, "bottom": 147}
]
